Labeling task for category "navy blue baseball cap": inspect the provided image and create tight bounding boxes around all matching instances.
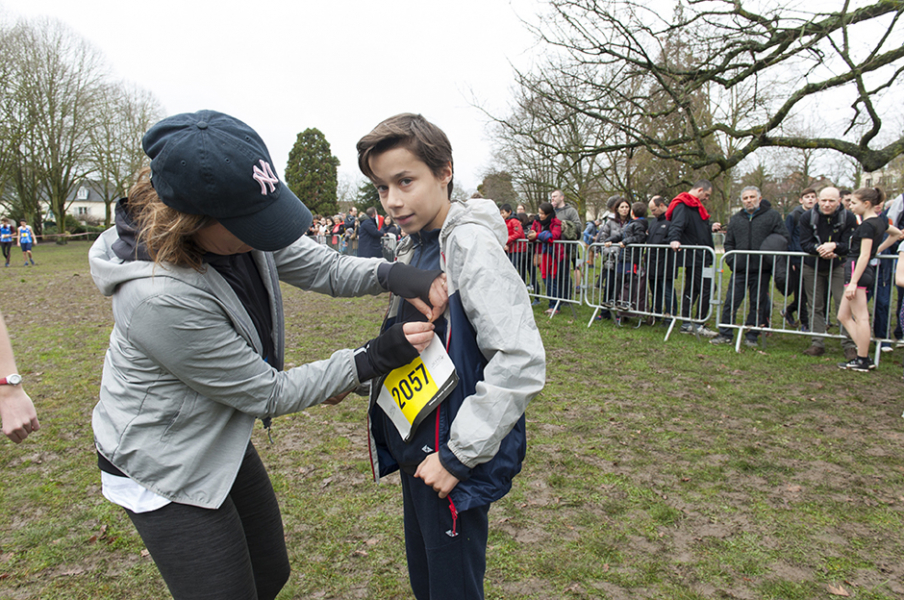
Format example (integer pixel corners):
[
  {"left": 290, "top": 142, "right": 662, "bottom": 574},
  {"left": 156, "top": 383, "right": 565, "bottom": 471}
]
[{"left": 142, "top": 110, "right": 312, "bottom": 252}]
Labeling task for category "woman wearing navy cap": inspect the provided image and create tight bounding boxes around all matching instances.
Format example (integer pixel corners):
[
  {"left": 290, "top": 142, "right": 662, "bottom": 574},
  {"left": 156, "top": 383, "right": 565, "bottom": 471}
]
[{"left": 89, "top": 110, "right": 446, "bottom": 600}]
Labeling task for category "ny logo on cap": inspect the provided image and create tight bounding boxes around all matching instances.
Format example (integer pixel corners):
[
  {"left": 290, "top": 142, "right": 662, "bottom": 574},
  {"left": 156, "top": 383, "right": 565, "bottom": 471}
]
[{"left": 252, "top": 160, "right": 279, "bottom": 195}]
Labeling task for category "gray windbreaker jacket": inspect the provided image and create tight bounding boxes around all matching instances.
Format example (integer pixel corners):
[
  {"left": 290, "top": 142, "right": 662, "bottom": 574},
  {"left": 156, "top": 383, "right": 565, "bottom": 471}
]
[
  {"left": 368, "top": 199, "right": 546, "bottom": 509},
  {"left": 90, "top": 227, "right": 387, "bottom": 509}
]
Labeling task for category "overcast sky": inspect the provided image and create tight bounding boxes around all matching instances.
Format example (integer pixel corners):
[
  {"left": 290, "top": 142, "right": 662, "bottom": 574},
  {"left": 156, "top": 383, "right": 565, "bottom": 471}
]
[{"left": 0, "top": 0, "right": 545, "bottom": 193}]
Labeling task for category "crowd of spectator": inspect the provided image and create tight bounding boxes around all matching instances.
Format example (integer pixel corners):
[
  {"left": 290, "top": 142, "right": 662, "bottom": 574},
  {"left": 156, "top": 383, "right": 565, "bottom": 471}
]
[
  {"left": 306, "top": 206, "right": 403, "bottom": 260},
  {"left": 498, "top": 181, "right": 904, "bottom": 373}
]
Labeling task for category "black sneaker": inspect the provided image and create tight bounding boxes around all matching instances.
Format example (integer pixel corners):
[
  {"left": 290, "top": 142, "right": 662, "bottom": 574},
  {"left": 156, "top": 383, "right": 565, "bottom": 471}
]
[{"left": 840, "top": 357, "right": 874, "bottom": 372}]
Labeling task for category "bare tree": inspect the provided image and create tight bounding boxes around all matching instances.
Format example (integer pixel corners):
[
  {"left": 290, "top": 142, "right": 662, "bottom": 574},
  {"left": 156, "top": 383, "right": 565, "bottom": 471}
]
[
  {"left": 508, "top": 0, "right": 904, "bottom": 179},
  {"left": 5, "top": 17, "right": 107, "bottom": 237},
  {"left": 91, "top": 83, "right": 163, "bottom": 227}
]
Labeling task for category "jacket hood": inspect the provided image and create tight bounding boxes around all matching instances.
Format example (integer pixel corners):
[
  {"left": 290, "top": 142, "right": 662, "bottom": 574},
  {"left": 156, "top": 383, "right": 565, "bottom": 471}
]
[
  {"left": 439, "top": 199, "right": 507, "bottom": 248},
  {"left": 111, "top": 198, "right": 152, "bottom": 263},
  {"left": 89, "top": 200, "right": 199, "bottom": 297}
]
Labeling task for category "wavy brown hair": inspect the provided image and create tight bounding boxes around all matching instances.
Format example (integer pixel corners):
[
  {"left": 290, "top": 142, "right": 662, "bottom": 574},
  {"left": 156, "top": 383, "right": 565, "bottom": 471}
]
[{"left": 128, "top": 167, "right": 211, "bottom": 271}]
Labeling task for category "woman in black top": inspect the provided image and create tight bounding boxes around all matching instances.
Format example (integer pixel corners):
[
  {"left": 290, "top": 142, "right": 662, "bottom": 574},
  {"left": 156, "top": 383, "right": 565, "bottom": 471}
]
[{"left": 837, "top": 187, "right": 902, "bottom": 371}]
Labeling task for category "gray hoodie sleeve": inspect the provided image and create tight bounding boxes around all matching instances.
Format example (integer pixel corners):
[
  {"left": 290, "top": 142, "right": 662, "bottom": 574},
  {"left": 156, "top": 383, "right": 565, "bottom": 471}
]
[
  {"left": 272, "top": 234, "right": 386, "bottom": 297},
  {"left": 126, "top": 285, "right": 359, "bottom": 418},
  {"left": 442, "top": 224, "right": 546, "bottom": 469}
]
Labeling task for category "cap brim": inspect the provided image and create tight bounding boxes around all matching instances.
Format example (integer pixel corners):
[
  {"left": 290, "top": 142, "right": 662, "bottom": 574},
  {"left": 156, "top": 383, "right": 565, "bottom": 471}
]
[{"left": 217, "top": 183, "right": 313, "bottom": 252}]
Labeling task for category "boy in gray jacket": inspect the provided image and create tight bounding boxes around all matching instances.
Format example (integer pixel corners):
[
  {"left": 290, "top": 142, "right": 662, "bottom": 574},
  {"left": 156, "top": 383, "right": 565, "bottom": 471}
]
[{"left": 357, "top": 113, "right": 546, "bottom": 600}]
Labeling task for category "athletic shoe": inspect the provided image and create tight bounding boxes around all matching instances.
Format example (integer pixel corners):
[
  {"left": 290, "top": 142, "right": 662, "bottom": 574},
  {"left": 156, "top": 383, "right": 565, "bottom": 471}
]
[
  {"left": 24, "top": 262, "right": 29, "bottom": 266},
  {"left": 800, "top": 324, "right": 810, "bottom": 333},
  {"left": 839, "top": 357, "right": 874, "bottom": 372},
  {"left": 531, "top": 298, "right": 541, "bottom": 307},
  {"left": 743, "top": 338, "right": 759, "bottom": 349},
  {"left": 695, "top": 325, "right": 719, "bottom": 338},
  {"left": 29, "top": 259, "right": 34, "bottom": 265},
  {"left": 880, "top": 342, "right": 893, "bottom": 353},
  {"left": 710, "top": 334, "right": 732, "bottom": 345}
]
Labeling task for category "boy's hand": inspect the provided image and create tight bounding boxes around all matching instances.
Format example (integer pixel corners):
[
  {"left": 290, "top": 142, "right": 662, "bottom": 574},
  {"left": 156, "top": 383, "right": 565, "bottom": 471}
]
[{"left": 415, "top": 453, "right": 460, "bottom": 498}]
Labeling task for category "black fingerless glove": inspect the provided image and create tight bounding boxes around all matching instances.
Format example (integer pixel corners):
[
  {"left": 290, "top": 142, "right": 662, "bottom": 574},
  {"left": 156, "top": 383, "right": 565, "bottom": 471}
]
[
  {"left": 383, "top": 262, "right": 443, "bottom": 306},
  {"left": 354, "top": 323, "right": 420, "bottom": 382}
]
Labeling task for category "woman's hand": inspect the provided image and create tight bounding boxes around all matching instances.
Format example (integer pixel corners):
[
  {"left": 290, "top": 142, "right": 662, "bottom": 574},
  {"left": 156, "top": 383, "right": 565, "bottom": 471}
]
[
  {"left": 402, "top": 321, "right": 435, "bottom": 353},
  {"left": 844, "top": 282, "right": 857, "bottom": 300}
]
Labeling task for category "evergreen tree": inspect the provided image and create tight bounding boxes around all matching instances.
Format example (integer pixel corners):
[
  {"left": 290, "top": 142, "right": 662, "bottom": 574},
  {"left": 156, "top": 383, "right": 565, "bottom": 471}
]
[
  {"left": 354, "top": 180, "right": 380, "bottom": 214},
  {"left": 284, "top": 128, "right": 340, "bottom": 217}
]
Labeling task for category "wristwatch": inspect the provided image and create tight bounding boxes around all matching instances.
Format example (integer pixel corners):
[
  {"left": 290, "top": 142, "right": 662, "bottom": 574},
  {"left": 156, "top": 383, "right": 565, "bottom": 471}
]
[{"left": 0, "top": 374, "right": 22, "bottom": 385}]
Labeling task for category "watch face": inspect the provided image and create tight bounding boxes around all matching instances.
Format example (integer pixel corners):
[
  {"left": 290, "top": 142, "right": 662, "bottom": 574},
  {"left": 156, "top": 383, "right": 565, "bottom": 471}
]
[{"left": 7, "top": 374, "right": 21, "bottom": 385}]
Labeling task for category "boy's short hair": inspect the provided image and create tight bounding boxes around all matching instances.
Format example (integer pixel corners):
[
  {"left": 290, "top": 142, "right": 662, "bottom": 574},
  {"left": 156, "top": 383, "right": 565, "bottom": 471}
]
[
  {"left": 631, "top": 202, "right": 648, "bottom": 219},
  {"left": 357, "top": 113, "right": 454, "bottom": 199},
  {"left": 800, "top": 187, "right": 816, "bottom": 197},
  {"left": 500, "top": 203, "right": 513, "bottom": 214}
]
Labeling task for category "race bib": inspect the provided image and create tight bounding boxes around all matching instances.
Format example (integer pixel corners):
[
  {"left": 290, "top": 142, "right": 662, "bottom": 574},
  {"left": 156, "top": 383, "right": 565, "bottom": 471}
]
[{"left": 376, "top": 333, "right": 458, "bottom": 442}]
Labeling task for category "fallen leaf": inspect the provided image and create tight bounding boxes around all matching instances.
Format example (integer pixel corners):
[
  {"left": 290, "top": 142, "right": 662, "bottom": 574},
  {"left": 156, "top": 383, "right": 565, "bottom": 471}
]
[
  {"left": 0, "top": 573, "right": 10, "bottom": 580},
  {"left": 353, "top": 550, "right": 368, "bottom": 557},
  {"left": 320, "top": 477, "right": 333, "bottom": 489},
  {"left": 365, "top": 538, "right": 379, "bottom": 546},
  {"left": 140, "top": 549, "right": 150, "bottom": 558},
  {"left": 827, "top": 584, "right": 850, "bottom": 596}
]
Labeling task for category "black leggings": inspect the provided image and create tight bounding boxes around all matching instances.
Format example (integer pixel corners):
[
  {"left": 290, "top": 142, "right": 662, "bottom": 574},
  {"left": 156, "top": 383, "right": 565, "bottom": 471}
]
[
  {"left": 125, "top": 442, "right": 290, "bottom": 600},
  {"left": 1, "top": 242, "right": 11, "bottom": 262}
]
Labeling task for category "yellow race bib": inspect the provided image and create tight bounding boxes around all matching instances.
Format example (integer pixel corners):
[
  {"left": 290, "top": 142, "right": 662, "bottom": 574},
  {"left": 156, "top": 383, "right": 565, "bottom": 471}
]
[{"left": 377, "top": 333, "right": 458, "bottom": 442}]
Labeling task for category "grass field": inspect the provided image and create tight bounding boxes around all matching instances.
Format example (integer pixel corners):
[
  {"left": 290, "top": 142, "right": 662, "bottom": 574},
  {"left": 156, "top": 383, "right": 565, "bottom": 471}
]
[{"left": 0, "top": 242, "right": 902, "bottom": 599}]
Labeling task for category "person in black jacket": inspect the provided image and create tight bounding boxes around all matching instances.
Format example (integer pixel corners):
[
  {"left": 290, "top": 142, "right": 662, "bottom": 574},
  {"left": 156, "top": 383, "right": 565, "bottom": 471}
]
[
  {"left": 603, "top": 202, "right": 649, "bottom": 321},
  {"left": 782, "top": 188, "right": 817, "bottom": 329},
  {"left": 798, "top": 186, "right": 858, "bottom": 359},
  {"left": 357, "top": 207, "right": 384, "bottom": 259},
  {"left": 666, "top": 180, "right": 718, "bottom": 336},
  {"left": 646, "top": 196, "right": 677, "bottom": 316},
  {"left": 710, "top": 187, "right": 788, "bottom": 346}
]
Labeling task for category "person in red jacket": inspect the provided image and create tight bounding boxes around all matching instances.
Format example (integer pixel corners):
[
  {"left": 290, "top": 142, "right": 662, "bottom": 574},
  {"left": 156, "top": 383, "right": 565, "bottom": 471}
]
[
  {"left": 500, "top": 203, "right": 528, "bottom": 285},
  {"left": 527, "top": 201, "right": 563, "bottom": 314}
]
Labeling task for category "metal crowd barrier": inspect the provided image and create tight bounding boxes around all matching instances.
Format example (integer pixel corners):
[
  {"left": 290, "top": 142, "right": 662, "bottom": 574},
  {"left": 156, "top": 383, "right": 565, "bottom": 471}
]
[
  {"left": 715, "top": 249, "right": 899, "bottom": 364},
  {"left": 508, "top": 239, "right": 584, "bottom": 319},
  {"left": 381, "top": 234, "right": 398, "bottom": 262},
  {"left": 582, "top": 243, "right": 718, "bottom": 339}
]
